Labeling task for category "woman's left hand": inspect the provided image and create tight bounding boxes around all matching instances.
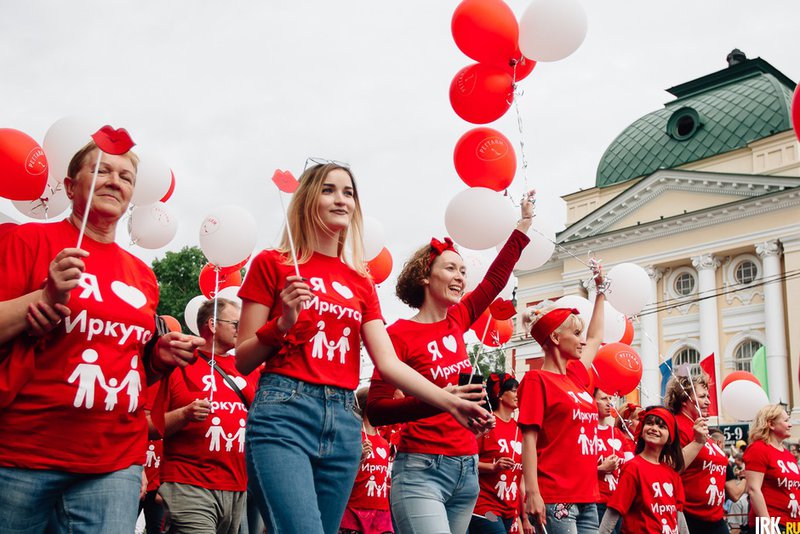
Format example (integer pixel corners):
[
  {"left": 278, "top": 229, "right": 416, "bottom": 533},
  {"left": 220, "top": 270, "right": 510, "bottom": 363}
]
[
  {"left": 25, "top": 301, "right": 71, "bottom": 336},
  {"left": 450, "top": 397, "right": 494, "bottom": 434},
  {"left": 515, "top": 190, "right": 536, "bottom": 233},
  {"left": 155, "top": 331, "right": 205, "bottom": 370}
]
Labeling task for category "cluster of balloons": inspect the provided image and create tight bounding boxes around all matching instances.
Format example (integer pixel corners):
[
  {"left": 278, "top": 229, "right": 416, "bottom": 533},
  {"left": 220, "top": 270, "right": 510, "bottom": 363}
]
[
  {"left": 0, "top": 117, "right": 179, "bottom": 250},
  {"left": 720, "top": 371, "right": 770, "bottom": 421}
]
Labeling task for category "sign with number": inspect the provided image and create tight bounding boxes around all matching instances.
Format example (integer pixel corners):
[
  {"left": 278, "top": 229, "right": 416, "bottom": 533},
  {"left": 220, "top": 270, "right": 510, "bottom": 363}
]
[{"left": 719, "top": 423, "right": 749, "bottom": 446}]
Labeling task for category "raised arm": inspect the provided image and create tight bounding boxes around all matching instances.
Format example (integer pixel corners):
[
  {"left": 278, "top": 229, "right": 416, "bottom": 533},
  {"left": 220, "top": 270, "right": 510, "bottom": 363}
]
[{"left": 580, "top": 264, "right": 605, "bottom": 369}]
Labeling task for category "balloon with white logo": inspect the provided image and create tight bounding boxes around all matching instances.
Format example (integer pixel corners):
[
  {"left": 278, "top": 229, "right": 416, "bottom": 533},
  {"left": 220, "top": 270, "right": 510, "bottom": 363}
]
[
  {"left": 606, "top": 263, "right": 651, "bottom": 316},
  {"left": 131, "top": 150, "right": 172, "bottom": 206},
  {"left": 184, "top": 295, "right": 208, "bottom": 336},
  {"left": 445, "top": 187, "right": 516, "bottom": 250},
  {"left": 362, "top": 215, "right": 386, "bottom": 262},
  {"left": 721, "top": 379, "right": 769, "bottom": 421},
  {"left": 199, "top": 205, "right": 257, "bottom": 268},
  {"left": 519, "top": 0, "right": 588, "bottom": 62},
  {"left": 128, "top": 201, "right": 178, "bottom": 249}
]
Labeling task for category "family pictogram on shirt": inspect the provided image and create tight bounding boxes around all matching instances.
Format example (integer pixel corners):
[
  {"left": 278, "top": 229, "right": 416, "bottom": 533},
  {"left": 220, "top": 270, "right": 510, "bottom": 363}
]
[
  {"left": 67, "top": 349, "right": 141, "bottom": 412},
  {"left": 145, "top": 444, "right": 161, "bottom": 469},
  {"left": 310, "top": 321, "right": 352, "bottom": 363},
  {"left": 205, "top": 417, "right": 246, "bottom": 453},
  {"left": 705, "top": 476, "right": 725, "bottom": 506},
  {"left": 494, "top": 474, "right": 518, "bottom": 501},
  {"left": 365, "top": 474, "right": 388, "bottom": 498}
]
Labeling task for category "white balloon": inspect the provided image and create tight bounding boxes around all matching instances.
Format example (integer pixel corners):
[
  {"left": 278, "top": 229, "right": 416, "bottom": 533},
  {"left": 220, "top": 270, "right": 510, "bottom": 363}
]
[
  {"left": 216, "top": 285, "right": 242, "bottom": 305},
  {"left": 128, "top": 202, "right": 178, "bottom": 249},
  {"left": 199, "top": 205, "right": 258, "bottom": 268},
  {"left": 499, "top": 275, "right": 517, "bottom": 300},
  {"left": 519, "top": 0, "right": 588, "bottom": 62},
  {"left": 445, "top": 188, "right": 516, "bottom": 250},
  {"left": 606, "top": 263, "right": 651, "bottom": 316},
  {"left": 12, "top": 174, "right": 70, "bottom": 219},
  {"left": 461, "top": 250, "right": 491, "bottom": 293},
  {"left": 554, "top": 295, "right": 593, "bottom": 340},
  {"left": 184, "top": 295, "right": 208, "bottom": 336},
  {"left": 602, "top": 302, "right": 627, "bottom": 344},
  {"left": 516, "top": 217, "right": 556, "bottom": 271},
  {"left": 721, "top": 380, "right": 770, "bottom": 421},
  {"left": 43, "top": 116, "right": 102, "bottom": 185},
  {"left": 132, "top": 150, "right": 172, "bottom": 206},
  {"left": 362, "top": 216, "right": 386, "bottom": 262}
]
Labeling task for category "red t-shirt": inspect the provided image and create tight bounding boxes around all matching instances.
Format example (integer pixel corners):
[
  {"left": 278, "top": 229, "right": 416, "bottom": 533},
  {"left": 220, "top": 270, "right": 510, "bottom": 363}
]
[
  {"left": 346, "top": 432, "right": 391, "bottom": 511},
  {"left": 675, "top": 413, "right": 728, "bottom": 521},
  {"left": 160, "top": 352, "right": 256, "bottom": 491},
  {"left": 608, "top": 455, "right": 685, "bottom": 534},
  {"left": 0, "top": 220, "right": 158, "bottom": 473},
  {"left": 743, "top": 440, "right": 800, "bottom": 527},
  {"left": 596, "top": 424, "right": 634, "bottom": 503},
  {"left": 239, "top": 250, "right": 382, "bottom": 390},
  {"left": 475, "top": 417, "right": 523, "bottom": 519},
  {"left": 517, "top": 361, "right": 600, "bottom": 503}
]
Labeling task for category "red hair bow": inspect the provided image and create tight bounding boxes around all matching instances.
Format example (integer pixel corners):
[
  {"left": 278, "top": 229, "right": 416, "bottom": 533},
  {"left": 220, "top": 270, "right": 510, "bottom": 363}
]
[
  {"left": 429, "top": 237, "right": 458, "bottom": 263},
  {"left": 489, "top": 372, "right": 508, "bottom": 400}
]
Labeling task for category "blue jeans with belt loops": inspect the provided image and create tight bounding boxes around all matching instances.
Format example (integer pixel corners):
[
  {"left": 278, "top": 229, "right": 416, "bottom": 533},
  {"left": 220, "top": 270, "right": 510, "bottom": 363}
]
[{"left": 245, "top": 373, "right": 362, "bottom": 534}]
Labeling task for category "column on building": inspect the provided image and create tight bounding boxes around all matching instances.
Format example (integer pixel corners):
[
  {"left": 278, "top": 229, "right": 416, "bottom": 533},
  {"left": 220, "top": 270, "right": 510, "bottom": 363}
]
[
  {"left": 640, "top": 266, "right": 662, "bottom": 407},
  {"left": 756, "top": 240, "right": 789, "bottom": 404},
  {"left": 690, "top": 254, "right": 722, "bottom": 411}
]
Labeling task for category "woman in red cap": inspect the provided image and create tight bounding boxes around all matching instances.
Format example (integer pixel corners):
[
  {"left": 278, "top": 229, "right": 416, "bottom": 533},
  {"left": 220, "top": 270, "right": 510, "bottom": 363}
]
[
  {"left": 599, "top": 406, "right": 686, "bottom": 534},
  {"left": 517, "top": 269, "right": 606, "bottom": 534}
]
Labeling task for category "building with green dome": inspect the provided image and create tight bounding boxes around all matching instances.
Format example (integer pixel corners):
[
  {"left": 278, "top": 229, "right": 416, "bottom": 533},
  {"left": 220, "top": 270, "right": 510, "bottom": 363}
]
[{"left": 513, "top": 50, "right": 800, "bottom": 423}]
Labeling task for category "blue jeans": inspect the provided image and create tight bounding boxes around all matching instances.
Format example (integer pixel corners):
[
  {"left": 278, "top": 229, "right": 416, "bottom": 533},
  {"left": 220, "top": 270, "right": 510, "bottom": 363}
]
[
  {"left": 246, "top": 374, "right": 361, "bottom": 534},
  {"left": 0, "top": 464, "right": 142, "bottom": 534},
  {"left": 390, "top": 452, "right": 479, "bottom": 534},
  {"left": 468, "top": 514, "right": 515, "bottom": 533},
  {"left": 543, "top": 503, "right": 598, "bottom": 534}
]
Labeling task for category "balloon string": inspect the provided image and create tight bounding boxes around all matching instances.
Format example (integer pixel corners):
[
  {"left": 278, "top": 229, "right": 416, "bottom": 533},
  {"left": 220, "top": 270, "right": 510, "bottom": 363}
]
[
  {"left": 76, "top": 151, "right": 103, "bottom": 249},
  {"left": 510, "top": 61, "right": 529, "bottom": 196},
  {"left": 209, "top": 267, "right": 220, "bottom": 405},
  {"left": 469, "top": 318, "right": 493, "bottom": 383},
  {"left": 278, "top": 193, "right": 301, "bottom": 278}
]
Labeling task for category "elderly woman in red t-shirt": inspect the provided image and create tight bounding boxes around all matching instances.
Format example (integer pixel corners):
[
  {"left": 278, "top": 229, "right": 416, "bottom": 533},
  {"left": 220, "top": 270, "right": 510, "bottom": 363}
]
[{"left": 517, "top": 274, "right": 605, "bottom": 534}]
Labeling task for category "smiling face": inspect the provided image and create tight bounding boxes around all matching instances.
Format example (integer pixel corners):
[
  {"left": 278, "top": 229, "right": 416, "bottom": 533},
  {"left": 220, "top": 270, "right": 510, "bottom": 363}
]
[
  {"left": 500, "top": 386, "right": 519, "bottom": 410},
  {"left": 770, "top": 410, "right": 792, "bottom": 441},
  {"left": 641, "top": 414, "right": 669, "bottom": 448},
  {"left": 315, "top": 168, "right": 356, "bottom": 235},
  {"left": 65, "top": 148, "right": 136, "bottom": 222},
  {"left": 551, "top": 316, "right": 585, "bottom": 360},
  {"left": 684, "top": 383, "right": 711, "bottom": 418},
  {"left": 424, "top": 250, "right": 466, "bottom": 308}
]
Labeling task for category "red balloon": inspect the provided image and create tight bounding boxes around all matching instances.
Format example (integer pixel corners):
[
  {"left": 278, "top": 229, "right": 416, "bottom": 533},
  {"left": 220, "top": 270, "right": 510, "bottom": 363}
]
[
  {"left": 0, "top": 128, "right": 49, "bottom": 201},
  {"left": 721, "top": 370, "right": 761, "bottom": 391},
  {"left": 470, "top": 308, "right": 513, "bottom": 347},
  {"left": 160, "top": 170, "right": 176, "bottom": 203},
  {"left": 792, "top": 85, "right": 800, "bottom": 143},
  {"left": 219, "top": 255, "right": 250, "bottom": 277},
  {"left": 506, "top": 52, "right": 536, "bottom": 81},
  {"left": 619, "top": 317, "right": 634, "bottom": 345},
  {"left": 366, "top": 247, "right": 393, "bottom": 285},
  {"left": 454, "top": 127, "right": 516, "bottom": 191},
  {"left": 451, "top": 0, "right": 518, "bottom": 67},
  {"left": 592, "top": 343, "right": 643, "bottom": 396},
  {"left": 199, "top": 262, "right": 243, "bottom": 299},
  {"left": 160, "top": 315, "right": 182, "bottom": 333},
  {"left": 450, "top": 64, "right": 514, "bottom": 124}
]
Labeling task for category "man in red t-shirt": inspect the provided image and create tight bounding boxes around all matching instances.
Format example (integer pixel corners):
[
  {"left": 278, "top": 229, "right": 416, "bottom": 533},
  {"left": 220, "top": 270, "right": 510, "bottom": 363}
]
[{"left": 159, "top": 298, "right": 256, "bottom": 534}]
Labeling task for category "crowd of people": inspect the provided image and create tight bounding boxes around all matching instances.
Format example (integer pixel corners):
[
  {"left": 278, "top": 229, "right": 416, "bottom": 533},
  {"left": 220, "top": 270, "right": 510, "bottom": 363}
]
[{"left": 1, "top": 151, "right": 799, "bottom": 534}]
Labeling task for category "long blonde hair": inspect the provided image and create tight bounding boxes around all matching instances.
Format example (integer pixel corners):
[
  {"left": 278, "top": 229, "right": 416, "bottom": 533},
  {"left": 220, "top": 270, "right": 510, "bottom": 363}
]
[
  {"left": 278, "top": 163, "right": 367, "bottom": 276},
  {"left": 749, "top": 404, "right": 787, "bottom": 444}
]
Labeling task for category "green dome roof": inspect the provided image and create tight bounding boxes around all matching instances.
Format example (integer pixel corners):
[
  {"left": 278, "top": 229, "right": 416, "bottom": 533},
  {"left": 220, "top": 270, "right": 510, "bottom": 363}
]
[{"left": 596, "top": 57, "right": 796, "bottom": 188}]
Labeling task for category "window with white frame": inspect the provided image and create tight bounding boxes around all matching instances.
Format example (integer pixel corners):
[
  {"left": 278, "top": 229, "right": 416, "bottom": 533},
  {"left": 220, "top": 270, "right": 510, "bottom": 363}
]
[
  {"left": 734, "top": 339, "right": 762, "bottom": 372},
  {"left": 735, "top": 260, "right": 758, "bottom": 285},
  {"left": 674, "top": 347, "right": 701, "bottom": 378}
]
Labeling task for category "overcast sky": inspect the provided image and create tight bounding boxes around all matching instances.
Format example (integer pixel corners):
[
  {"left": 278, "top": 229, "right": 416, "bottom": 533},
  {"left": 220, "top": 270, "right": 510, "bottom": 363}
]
[{"left": 1, "top": 0, "right": 798, "bottom": 323}]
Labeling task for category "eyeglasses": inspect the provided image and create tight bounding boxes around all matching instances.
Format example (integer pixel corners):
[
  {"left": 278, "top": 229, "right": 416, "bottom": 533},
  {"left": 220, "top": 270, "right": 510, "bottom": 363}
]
[
  {"left": 303, "top": 156, "right": 350, "bottom": 172},
  {"left": 216, "top": 319, "right": 239, "bottom": 329}
]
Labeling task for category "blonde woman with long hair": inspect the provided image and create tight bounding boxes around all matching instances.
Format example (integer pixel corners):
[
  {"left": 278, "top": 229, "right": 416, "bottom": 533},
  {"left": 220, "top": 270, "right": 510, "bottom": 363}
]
[{"left": 235, "top": 161, "right": 492, "bottom": 534}]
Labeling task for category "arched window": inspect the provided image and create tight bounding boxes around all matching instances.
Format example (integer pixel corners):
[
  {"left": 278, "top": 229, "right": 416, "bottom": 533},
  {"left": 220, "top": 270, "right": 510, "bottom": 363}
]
[
  {"left": 734, "top": 339, "right": 762, "bottom": 372},
  {"left": 674, "top": 347, "right": 701, "bottom": 378},
  {"left": 674, "top": 272, "right": 696, "bottom": 296},
  {"left": 735, "top": 260, "right": 758, "bottom": 285}
]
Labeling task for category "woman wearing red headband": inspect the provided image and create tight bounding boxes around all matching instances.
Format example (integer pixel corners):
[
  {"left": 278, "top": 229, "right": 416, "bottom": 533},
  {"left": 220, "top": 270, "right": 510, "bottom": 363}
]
[
  {"left": 599, "top": 406, "right": 686, "bottom": 534},
  {"left": 517, "top": 272, "right": 605, "bottom": 534},
  {"left": 367, "top": 192, "right": 534, "bottom": 534}
]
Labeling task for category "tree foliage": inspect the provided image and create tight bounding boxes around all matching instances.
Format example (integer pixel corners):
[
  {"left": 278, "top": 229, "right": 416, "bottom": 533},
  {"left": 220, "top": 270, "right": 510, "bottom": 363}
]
[
  {"left": 469, "top": 344, "right": 507, "bottom": 378},
  {"left": 151, "top": 246, "right": 207, "bottom": 331}
]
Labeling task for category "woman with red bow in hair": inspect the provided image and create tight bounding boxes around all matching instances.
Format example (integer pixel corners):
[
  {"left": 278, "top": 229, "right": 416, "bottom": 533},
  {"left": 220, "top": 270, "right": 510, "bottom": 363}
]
[
  {"left": 367, "top": 192, "right": 535, "bottom": 534},
  {"left": 599, "top": 406, "right": 686, "bottom": 534},
  {"left": 469, "top": 373, "right": 531, "bottom": 534},
  {"left": 517, "top": 268, "right": 606, "bottom": 534}
]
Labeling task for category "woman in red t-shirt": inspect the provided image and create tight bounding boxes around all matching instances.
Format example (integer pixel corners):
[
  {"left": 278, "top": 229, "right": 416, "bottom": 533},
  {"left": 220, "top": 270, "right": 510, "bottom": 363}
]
[
  {"left": 366, "top": 193, "right": 534, "bottom": 534},
  {"left": 663, "top": 373, "right": 729, "bottom": 533},
  {"left": 235, "top": 161, "right": 492, "bottom": 534},
  {"left": 744, "top": 404, "right": 800, "bottom": 530},
  {"left": 594, "top": 389, "right": 624, "bottom": 534},
  {"left": 470, "top": 373, "right": 530, "bottom": 534},
  {"left": 600, "top": 406, "right": 686, "bottom": 534},
  {"left": 517, "top": 271, "right": 606, "bottom": 534}
]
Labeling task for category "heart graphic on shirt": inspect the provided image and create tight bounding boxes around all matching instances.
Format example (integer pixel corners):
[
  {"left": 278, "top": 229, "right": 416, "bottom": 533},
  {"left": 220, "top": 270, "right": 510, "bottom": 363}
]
[
  {"left": 790, "top": 462, "right": 800, "bottom": 475},
  {"left": 577, "top": 391, "right": 594, "bottom": 404},
  {"left": 511, "top": 440, "right": 522, "bottom": 455},
  {"left": 663, "top": 482, "right": 674, "bottom": 497},
  {"left": 332, "top": 281, "right": 353, "bottom": 300},
  {"left": 442, "top": 335, "right": 457, "bottom": 353},
  {"left": 111, "top": 281, "right": 147, "bottom": 309},
  {"left": 607, "top": 438, "right": 622, "bottom": 451},
  {"left": 375, "top": 447, "right": 387, "bottom": 459},
  {"left": 224, "top": 376, "right": 248, "bottom": 391},
  {"left": 624, "top": 452, "right": 634, "bottom": 461}
]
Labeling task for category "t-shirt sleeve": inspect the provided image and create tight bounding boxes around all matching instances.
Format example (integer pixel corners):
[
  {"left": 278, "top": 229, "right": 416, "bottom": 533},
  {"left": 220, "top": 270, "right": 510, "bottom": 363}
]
[
  {"left": 360, "top": 277, "right": 383, "bottom": 325},
  {"left": 607, "top": 461, "right": 638, "bottom": 514},
  {"left": 674, "top": 472, "right": 686, "bottom": 510},
  {"left": 676, "top": 416, "right": 693, "bottom": 447},
  {"left": 238, "top": 250, "right": 279, "bottom": 309},
  {"left": 0, "top": 225, "right": 37, "bottom": 300},
  {"left": 517, "top": 372, "right": 545, "bottom": 430},
  {"left": 743, "top": 441, "right": 768, "bottom": 474}
]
